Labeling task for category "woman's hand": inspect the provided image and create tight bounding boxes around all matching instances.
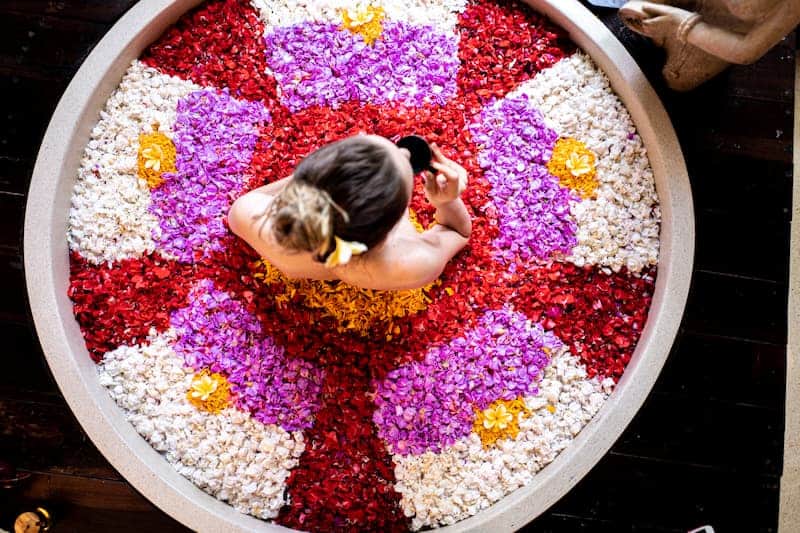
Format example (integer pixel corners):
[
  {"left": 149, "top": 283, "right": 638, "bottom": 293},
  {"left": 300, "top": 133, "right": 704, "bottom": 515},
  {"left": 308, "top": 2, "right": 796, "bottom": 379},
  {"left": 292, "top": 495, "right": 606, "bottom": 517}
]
[{"left": 423, "top": 143, "right": 468, "bottom": 208}]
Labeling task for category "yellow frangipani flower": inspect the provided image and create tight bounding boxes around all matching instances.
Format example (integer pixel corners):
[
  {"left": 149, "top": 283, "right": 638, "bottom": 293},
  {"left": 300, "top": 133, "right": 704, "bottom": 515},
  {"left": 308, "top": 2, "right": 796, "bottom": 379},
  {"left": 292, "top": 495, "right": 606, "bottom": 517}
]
[
  {"left": 137, "top": 129, "right": 177, "bottom": 188},
  {"left": 187, "top": 370, "right": 231, "bottom": 414},
  {"left": 341, "top": 5, "right": 385, "bottom": 45},
  {"left": 142, "top": 145, "right": 164, "bottom": 171},
  {"left": 565, "top": 152, "right": 592, "bottom": 177},
  {"left": 190, "top": 374, "right": 219, "bottom": 401},
  {"left": 482, "top": 403, "right": 514, "bottom": 430},
  {"left": 547, "top": 137, "right": 598, "bottom": 199},
  {"left": 473, "top": 398, "right": 531, "bottom": 448}
]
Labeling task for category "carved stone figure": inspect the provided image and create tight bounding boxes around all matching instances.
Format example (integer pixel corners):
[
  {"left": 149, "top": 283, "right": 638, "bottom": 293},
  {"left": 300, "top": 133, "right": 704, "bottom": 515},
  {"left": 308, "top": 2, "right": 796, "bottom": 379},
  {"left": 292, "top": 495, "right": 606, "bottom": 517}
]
[{"left": 619, "top": 0, "right": 800, "bottom": 91}]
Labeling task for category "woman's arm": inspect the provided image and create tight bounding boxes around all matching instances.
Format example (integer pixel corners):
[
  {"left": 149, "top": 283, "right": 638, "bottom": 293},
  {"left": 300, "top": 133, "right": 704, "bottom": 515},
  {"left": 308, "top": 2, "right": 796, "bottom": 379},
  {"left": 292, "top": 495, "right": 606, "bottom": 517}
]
[
  {"left": 358, "top": 144, "right": 470, "bottom": 290},
  {"left": 227, "top": 176, "right": 292, "bottom": 237},
  {"left": 433, "top": 198, "right": 471, "bottom": 238},
  {"left": 425, "top": 143, "right": 471, "bottom": 238}
]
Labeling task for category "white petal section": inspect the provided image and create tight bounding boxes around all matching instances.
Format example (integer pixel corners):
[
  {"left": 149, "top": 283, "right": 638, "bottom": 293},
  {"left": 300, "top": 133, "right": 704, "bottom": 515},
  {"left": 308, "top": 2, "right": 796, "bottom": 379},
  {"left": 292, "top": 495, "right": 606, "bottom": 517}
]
[
  {"left": 391, "top": 348, "right": 613, "bottom": 530},
  {"left": 250, "top": 0, "right": 468, "bottom": 33},
  {"left": 97, "top": 330, "right": 304, "bottom": 520},
  {"left": 510, "top": 52, "right": 661, "bottom": 274},
  {"left": 68, "top": 60, "right": 201, "bottom": 265}
]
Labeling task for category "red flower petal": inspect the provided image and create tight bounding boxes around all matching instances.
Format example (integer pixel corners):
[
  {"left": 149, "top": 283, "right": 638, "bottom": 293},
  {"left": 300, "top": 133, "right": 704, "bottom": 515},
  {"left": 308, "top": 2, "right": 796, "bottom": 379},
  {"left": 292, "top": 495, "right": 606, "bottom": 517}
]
[{"left": 141, "top": 0, "right": 280, "bottom": 109}]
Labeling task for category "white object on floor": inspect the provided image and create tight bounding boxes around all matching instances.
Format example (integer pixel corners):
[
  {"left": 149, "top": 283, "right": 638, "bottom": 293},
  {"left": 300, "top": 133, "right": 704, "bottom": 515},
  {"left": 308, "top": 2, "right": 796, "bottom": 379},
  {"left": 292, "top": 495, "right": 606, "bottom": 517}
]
[{"left": 687, "top": 526, "right": 715, "bottom": 533}]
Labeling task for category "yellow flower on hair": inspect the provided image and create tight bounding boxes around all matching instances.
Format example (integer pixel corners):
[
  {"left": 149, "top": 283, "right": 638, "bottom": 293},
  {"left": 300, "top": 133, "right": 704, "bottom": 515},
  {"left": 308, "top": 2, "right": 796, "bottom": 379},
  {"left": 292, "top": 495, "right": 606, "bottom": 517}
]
[
  {"left": 251, "top": 211, "right": 438, "bottom": 338},
  {"left": 324, "top": 236, "right": 368, "bottom": 268}
]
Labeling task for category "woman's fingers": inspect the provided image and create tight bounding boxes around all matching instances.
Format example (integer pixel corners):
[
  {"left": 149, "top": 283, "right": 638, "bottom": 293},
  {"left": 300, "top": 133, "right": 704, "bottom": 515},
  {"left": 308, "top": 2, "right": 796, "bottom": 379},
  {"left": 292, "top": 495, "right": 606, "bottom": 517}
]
[
  {"left": 431, "top": 143, "right": 456, "bottom": 167},
  {"left": 431, "top": 161, "right": 458, "bottom": 180},
  {"left": 423, "top": 171, "right": 444, "bottom": 192},
  {"left": 430, "top": 143, "right": 467, "bottom": 196}
]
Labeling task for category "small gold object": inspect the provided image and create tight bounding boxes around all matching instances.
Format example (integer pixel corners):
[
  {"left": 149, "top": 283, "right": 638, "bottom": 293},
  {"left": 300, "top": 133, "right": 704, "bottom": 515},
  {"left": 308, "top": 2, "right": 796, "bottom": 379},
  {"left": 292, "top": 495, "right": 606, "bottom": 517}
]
[{"left": 14, "top": 507, "right": 51, "bottom": 533}]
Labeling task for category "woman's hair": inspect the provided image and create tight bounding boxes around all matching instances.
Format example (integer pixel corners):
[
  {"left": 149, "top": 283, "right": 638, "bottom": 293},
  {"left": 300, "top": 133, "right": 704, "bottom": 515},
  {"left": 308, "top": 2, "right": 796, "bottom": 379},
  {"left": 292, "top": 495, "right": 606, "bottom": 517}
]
[{"left": 264, "top": 136, "right": 409, "bottom": 262}]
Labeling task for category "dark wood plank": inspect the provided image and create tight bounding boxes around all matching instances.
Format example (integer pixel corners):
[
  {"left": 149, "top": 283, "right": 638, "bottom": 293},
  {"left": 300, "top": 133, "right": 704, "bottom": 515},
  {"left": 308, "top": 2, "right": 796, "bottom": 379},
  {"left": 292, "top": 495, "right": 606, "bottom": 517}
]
[
  {"left": 525, "top": 512, "right": 682, "bottom": 533},
  {"left": 0, "top": 1, "right": 138, "bottom": 24},
  {"left": 0, "top": 254, "right": 31, "bottom": 325},
  {"left": 694, "top": 206, "right": 790, "bottom": 283},
  {"left": 615, "top": 393, "right": 782, "bottom": 477},
  {"left": 683, "top": 271, "right": 787, "bottom": 345},
  {"left": 0, "top": 156, "right": 34, "bottom": 196},
  {"left": 667, "top": 82, "right": 794, "bottom": 163},
  {"left": 541, "top": 452, "right": 780, "bottom": 533},
  {"left": 0, "top": 322, "right": 54, "bottom": 394},
  {"left": 0, "top": 504, "right": 190, "bottom": 533},
  {"left": 0, "top": 472, "right": 188, "bottom": 533},
  {"left": 18, "top": 472, "right": 153, "bottom": 511},
  {"left": 688, "top": 151, "right": 791, "bottom": 282},
  {"left": 0, "top": 392, "right": 121, "bottom": 481},
  {"left": 655, "top": 332, "right": 785, "bottom": 410},
  {"left": 0, "top": 74, "right": 69, "bottom": 163},
  {"left": 0, "top": 192, "right": 25, "bottom": 257},
  {"left": 0, "top": 13, "right": 109, "bottom": 73}
]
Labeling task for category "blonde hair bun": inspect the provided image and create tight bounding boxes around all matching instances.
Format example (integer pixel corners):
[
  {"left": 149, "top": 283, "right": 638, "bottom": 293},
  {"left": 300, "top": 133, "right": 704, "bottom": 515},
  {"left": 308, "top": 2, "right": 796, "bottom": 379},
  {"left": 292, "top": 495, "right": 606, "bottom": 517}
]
[{"left": 269, "top": 180, "right": 343, "bottom": 260}]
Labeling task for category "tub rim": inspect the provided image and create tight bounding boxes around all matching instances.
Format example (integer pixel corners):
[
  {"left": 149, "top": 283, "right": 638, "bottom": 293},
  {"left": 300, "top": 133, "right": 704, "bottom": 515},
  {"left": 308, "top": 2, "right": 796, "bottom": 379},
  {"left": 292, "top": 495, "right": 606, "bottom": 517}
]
[{"left": 23, "top": 0, "right": 693, "bottom": 531}]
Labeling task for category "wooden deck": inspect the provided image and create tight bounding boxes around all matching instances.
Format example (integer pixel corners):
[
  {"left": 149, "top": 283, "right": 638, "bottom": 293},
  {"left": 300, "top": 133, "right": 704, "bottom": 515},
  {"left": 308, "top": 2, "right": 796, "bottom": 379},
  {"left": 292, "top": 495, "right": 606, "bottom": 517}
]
[{"left": 0, "top": 1, "right": 793, "bottom": 531}]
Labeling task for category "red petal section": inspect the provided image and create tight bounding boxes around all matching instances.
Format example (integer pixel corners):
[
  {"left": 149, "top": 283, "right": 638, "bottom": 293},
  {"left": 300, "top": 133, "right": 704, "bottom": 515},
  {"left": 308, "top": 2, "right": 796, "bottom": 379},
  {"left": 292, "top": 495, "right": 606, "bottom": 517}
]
[
  {"left": 68, "top": 252, "right": 201, "bottom": 361},
  {"left": 68, "top": 236, "right": 267, "bottom": 362},
  {"left": 511, "top": 262, "right": 656, "bottom": 381},
  {"left": 276, "top": 361, "right": 408, "bottom": 532},
  {"left": 456, "top": 0, "right": 574, "bottom": 105},
  {"left": 141, "top": 0, "right": 279, "bottom": 108}
]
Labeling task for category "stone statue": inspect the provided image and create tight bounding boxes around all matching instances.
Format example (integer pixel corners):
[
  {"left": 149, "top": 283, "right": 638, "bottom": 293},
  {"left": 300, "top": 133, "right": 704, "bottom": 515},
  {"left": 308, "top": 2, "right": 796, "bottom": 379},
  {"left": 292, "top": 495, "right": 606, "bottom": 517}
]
[{"left": 619, "top": 0, "right": 800, "bottom": 91}]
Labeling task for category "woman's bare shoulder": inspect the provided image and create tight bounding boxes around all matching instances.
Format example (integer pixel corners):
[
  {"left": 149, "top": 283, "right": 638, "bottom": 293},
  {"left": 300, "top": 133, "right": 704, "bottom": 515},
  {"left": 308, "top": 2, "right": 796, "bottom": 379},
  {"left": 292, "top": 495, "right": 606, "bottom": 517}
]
[
  {"left": 229, "top": 189, "right": 271, "bottom": 236},
  {"left": 338, "top": 232, "right": 440, "bottom": 290}
]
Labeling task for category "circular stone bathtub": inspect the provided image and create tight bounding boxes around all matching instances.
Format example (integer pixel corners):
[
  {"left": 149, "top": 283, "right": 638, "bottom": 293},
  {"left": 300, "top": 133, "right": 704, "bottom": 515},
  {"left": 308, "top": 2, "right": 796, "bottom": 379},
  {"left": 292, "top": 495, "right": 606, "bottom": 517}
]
[{"left": 24, "top": 0, "right": 693, "bottom": 531}]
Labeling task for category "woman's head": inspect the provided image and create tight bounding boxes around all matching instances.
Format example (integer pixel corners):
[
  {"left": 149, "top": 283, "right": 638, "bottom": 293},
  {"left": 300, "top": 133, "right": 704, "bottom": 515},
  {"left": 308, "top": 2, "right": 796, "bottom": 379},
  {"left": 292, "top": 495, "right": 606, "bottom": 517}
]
[{"left": 267, "top": 134, "right": 414, "bottom": 262}]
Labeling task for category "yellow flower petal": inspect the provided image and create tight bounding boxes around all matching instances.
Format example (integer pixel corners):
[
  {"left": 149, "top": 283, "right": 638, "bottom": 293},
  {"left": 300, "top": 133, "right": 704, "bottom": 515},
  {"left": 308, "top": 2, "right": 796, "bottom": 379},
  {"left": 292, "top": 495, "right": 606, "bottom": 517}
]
[
  {"left": 566, "top": 153, "right": 592, "bottom": 176},
  {"left": 324, "top": 237, "right": 367, "bottom": 268}
]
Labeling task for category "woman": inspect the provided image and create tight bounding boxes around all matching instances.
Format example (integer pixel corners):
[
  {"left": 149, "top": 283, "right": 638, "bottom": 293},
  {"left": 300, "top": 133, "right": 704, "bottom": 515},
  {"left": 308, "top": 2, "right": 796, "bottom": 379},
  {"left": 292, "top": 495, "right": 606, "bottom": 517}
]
[{"left": 227, "top": 134, "right": 471, "bottom": 291}]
